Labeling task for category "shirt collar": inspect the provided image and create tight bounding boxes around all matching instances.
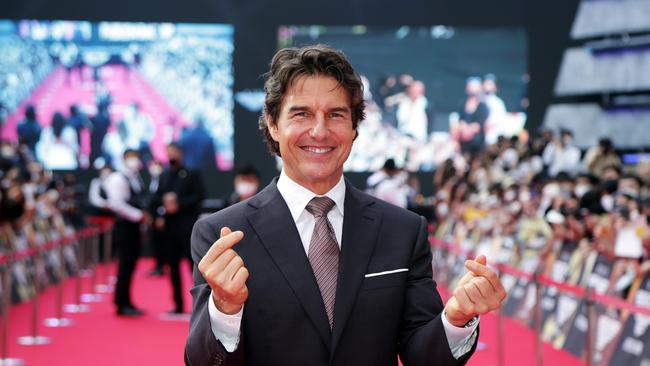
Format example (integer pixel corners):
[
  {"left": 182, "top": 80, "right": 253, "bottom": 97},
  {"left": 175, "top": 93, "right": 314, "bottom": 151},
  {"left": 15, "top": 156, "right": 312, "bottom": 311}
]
[{"left": 276, "top": 170, "right": 346, "bottom": 223}]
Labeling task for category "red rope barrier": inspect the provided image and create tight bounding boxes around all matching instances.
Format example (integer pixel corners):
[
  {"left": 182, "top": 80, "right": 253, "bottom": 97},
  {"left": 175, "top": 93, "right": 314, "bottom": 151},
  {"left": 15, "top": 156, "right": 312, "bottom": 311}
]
[
  {"left": 5, "top": 223, "right": 112, "bottom": 264},
  {"left": 430, "top": 236, "right": 650, "bottom": 317}
]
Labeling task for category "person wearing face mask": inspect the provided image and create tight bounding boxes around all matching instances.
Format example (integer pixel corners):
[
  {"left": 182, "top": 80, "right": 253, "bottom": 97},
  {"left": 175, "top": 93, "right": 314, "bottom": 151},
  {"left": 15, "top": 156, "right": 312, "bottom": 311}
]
[
  {"left": 104, "top": 149, "right": 151, "bottom": 316},
  {"left": 150, "top": 143, "right": 205, "bottom": 314},
  {"left": 542, "top": 129, "right": 581, "bottom": 178},
  {"left": 224, "top": 164, "right": 260, "bottom": 208},
  {"left": 574, "top": 173, "right": 597, "bottom": 199}
]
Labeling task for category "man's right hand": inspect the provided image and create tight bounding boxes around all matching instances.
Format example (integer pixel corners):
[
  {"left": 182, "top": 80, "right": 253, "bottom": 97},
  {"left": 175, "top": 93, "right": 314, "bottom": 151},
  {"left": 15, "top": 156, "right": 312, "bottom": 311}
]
[{"left": 198, "top": 227, "right": 249, "bottom": 314}]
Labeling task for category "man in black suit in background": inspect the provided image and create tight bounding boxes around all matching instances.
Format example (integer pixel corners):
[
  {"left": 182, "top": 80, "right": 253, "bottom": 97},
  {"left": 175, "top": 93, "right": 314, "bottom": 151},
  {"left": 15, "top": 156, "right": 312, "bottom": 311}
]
[
  {"left": 185, "top": 45, "right": 506, "bottom": 365},
  {"left": 152, "top": 143, "right": 205, "bottom": 314}
]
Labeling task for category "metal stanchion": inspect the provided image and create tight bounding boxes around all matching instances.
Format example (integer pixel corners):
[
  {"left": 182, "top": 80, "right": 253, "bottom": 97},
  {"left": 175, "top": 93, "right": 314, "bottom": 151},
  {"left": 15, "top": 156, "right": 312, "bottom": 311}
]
[
  {"left": 81, "top": 230, "right": 102, "bottom": 303},
  {"left": 64, "top": 236, "right": 90, "bottom": 314},
  {"left": 17, "top": 250, "right": 51, "bottom": 346},
  {"left": 0, "top": 260, "right": 24, "bottom": 366},
  {"left": 44, "top": 243, "right": 73, "bottom": 328},
  {"left": 105, "top": 227, "right": 116, "bottom": 287},
  {"left": 533, "top": 271, "right": 543, "bottom": 366},
  {"left": 96, "top": 225, "right": 113, "bottom": 293},
  {"left": 496, "top": 267, "right": 505, "bottom": 366},
  {"left": 585, "top": 286, "right": 595, "bottom": 366}
]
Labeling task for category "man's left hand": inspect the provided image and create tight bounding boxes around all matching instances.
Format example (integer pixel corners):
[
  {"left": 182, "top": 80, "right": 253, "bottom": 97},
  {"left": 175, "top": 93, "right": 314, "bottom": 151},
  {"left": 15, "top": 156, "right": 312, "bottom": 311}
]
[{"left": 444, "top": 255, "right": 507, "bottom": 327}]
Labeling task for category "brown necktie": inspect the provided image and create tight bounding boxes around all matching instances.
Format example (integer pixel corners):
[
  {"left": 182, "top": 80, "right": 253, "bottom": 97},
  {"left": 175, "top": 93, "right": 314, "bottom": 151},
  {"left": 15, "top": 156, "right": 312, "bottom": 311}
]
[{"left": 306, "top": 196, "right": 339, "bottom": 329}]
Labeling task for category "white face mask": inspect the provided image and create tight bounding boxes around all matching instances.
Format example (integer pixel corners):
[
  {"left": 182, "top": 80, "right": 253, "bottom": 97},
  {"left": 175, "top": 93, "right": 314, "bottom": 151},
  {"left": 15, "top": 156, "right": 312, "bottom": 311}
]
[
  {"left": 543, "top": 183, "right": 560, "bottom": 199},
  {"left": 1, "top": 146, "right": 15, "bottom": 158},
  {"left": 601, "top": 195, "right": 614, "bottom": 212},
  {"left": 437, "top": 203, "right": 449, "bottom": 217},
  {"left": 124, "top": 157, "right": 142, "bottom": 172},
  {"left": 235, "top": 182, "right": 258, "bottom": 197},
  {"left": 574, "top": 185, "right": 590, "bottom": 198},
  {"left": 504, "top": 190, "right": 516, "bottom": 202},
  {"left": 149, "top": 165, "right": 163, "bottom": 177}
]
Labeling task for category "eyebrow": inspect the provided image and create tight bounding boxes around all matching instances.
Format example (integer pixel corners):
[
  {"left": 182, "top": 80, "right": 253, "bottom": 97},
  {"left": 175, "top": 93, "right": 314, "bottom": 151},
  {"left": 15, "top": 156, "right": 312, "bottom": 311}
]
[
  {"left": 329, "top": 106, "right": 351, "bottom": 114},
  {"left": 286, "top": 106, "right": 351, "bottom": 114}
]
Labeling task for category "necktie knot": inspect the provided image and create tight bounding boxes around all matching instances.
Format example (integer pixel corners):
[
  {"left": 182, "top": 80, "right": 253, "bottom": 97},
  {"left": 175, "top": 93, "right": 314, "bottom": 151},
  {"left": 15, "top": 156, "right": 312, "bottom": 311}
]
[{"left": 306, "top": 196, "right": 335, "bottom": 218}]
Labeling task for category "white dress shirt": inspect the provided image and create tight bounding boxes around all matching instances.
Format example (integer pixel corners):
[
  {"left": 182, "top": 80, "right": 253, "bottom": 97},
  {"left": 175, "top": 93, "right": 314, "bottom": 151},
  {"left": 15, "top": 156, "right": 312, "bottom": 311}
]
[
  {"left": 103, "top": 170, "right": 144, "bottom": 222},
  {"left": 208, "top": 170, "right": 478, "bottom": 358}
]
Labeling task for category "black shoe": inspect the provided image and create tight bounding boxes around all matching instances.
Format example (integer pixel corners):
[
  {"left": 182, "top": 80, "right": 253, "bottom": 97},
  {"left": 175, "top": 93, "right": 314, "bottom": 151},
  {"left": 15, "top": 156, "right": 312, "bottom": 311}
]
[
  {"left": 117, "top": 305, "right": 145, "bottom": 317},
  {"left": 148, "top": 268, "right": 164, "bottom": 277},
  {"left": 168, "top": 308, "right": 185, "bottom": 315}
]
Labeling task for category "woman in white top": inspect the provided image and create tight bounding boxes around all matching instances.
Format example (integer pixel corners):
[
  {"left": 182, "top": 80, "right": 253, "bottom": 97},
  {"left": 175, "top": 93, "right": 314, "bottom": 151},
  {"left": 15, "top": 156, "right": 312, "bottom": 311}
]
[{"left": 36, "top": 112, "right": 78, "bottom": 170}]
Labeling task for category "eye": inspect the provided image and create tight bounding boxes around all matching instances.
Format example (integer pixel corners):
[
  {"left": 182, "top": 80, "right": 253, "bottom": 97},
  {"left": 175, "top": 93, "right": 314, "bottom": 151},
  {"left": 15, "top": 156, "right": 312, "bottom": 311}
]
[{"left": 292, "top": 111, "right": 308, "bottom": 118}]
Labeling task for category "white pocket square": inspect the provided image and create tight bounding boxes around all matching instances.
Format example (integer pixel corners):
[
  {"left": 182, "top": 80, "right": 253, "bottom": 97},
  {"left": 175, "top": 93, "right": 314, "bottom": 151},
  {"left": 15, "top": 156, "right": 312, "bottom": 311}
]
[{"left": 364, "top": 268, "right": 409, "bottom": 278}]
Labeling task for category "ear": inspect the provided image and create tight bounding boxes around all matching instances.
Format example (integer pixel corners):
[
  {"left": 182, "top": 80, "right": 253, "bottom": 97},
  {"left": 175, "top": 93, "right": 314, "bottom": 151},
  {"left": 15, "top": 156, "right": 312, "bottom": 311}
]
[{"left": 266, "top": 113, "right": 279, "bottom": 142}]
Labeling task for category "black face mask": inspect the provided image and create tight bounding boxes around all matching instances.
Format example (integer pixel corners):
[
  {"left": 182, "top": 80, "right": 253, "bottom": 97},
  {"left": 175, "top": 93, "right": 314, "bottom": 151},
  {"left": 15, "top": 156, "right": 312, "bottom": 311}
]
[
  {"left": 3, "top": 198, "right": 25, "bottom": 221},
  {"left": 169, "top": 158, "right": 179, "bottom": 167}
]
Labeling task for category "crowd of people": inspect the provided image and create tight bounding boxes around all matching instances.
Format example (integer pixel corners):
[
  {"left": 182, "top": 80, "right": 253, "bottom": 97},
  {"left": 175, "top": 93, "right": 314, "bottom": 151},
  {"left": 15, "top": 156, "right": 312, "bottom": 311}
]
[
  {"left": 412, "top": 130, "right": 650, "bottom": 363},
  {"left": 139, "top": 36, "right": 234, "bottom": 169},
  {"left": 0, "top": 126, "right": 265, "bottom": 317},
  {"left": 426, "top": 131, "right": 650, "bottom": 275},
  {"left": 0, "top": 34, "right": 53, "bottom": 139},
  {"left": 348, "top": 72, "right": 524, "bottom": 172},
  {"left": 360, "top": 127, "right": 650, "bottom": 302}
]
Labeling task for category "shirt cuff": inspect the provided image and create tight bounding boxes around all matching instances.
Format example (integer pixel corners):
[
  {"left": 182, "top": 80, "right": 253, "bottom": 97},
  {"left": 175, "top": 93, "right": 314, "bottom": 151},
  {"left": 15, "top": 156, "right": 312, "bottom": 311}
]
[
  {"left": 207, "top": 290, "right": 243, "bottom": 352},
  {"left": 442, "top": 312, "right": 479, "bottom": 359}
]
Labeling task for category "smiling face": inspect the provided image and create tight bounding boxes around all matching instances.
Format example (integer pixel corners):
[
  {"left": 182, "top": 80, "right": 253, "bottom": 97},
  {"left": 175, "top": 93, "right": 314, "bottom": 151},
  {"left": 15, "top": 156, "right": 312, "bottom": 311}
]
[{"left": 268, "top": 75, "right": 356, "bottom": 194}]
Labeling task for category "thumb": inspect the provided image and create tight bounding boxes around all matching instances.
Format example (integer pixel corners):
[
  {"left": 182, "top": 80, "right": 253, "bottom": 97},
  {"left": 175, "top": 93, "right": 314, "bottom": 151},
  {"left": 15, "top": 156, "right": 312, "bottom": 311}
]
[
  {"left": 475, "top": 254, "right": 487, "bottom": 266},
  {"left": 220, "top": 226, "right": 232, "bottom": 238}
]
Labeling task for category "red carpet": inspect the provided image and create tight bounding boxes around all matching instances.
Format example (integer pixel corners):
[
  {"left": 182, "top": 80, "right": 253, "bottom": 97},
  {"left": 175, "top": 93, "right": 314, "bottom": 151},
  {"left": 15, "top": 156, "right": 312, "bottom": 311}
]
[
  {"left": 3, "top": 64, "right": 189, "bottom": 164},
  {"left": 5, "top": 259, "right": 585, "bottom": 365},
  {"left": 5, "top": 258, "right": 193, "bottom": 366}
]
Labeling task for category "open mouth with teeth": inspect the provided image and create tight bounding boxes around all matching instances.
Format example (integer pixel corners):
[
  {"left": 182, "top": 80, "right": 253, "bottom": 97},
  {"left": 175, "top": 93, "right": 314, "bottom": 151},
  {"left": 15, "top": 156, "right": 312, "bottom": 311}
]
[{"left": 301, "top": 146, "right": 335, "bottom": 155}]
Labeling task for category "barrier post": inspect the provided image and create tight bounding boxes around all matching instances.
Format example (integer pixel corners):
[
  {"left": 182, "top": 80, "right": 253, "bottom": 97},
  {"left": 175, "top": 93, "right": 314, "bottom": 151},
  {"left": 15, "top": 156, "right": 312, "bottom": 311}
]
[
  {"left": 95, "top": 224, "right": 112, "bottom": 293},
  {"left": 17, "top": 250, "right": 51, "bottom": 346},
  {"left": 496, "top": 266, "right": 505, "bottom": 366},
  {"left": 63, "top": 235, "right": 90, "bottom": 314},
  {"left": 533, "top": 270, "right": 543, "bottom": 366},
  {"left": 0, "top": 259, "right": 24, "bottom": 366},
  {"left": 105, "top": 226, "right": 116, "bottom": 287},
  {"left": 81, "top": 230, "right": 102, "bottom": 303},
  {"left": 585, "top": 286, "right": 595, "bottom": 366},
  {"left": 44, "top": 243, "right": 73, "bottom": 328}
]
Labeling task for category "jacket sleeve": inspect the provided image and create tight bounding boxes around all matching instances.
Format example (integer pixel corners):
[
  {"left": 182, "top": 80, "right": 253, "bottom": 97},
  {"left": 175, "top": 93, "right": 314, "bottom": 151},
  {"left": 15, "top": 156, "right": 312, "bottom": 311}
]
[
  {"left": 398, "top": 216, "right": 478, "bottom": 366},
  {"left": 185, "top": 217, "right": 245, "bottom": 366}
]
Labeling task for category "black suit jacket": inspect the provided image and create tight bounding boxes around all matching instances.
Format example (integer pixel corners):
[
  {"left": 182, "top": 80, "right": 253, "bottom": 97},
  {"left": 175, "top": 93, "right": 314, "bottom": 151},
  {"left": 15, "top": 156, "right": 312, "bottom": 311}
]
[
  {"left": 150, "top": 166, "right": 204, "bottom": 219},
  {"left": 185, "top": 178, "right": 477, "bottom": 366}
]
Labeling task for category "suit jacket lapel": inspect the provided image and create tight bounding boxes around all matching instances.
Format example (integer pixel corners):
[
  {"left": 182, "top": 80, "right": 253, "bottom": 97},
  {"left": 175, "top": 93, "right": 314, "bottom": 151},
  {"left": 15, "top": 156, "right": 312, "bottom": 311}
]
[
  {"left": 331, "top": 181, "right": 382, "bottom": 356},
  {"left": 245, "top": 180, "right": 332, "bottom": 349}
]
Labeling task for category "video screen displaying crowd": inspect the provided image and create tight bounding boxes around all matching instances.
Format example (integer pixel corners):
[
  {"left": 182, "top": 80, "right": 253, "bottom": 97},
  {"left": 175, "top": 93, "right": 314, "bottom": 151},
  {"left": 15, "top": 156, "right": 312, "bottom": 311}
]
[{"left": 0, "top": 20, "right": 234, "bottom": 173}]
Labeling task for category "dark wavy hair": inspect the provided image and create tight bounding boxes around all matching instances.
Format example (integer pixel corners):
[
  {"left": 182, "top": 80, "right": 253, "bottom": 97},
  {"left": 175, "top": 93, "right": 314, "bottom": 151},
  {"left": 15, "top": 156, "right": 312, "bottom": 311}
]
[{"left": 258, "top": 44, "right": 365, "bottom": 156}]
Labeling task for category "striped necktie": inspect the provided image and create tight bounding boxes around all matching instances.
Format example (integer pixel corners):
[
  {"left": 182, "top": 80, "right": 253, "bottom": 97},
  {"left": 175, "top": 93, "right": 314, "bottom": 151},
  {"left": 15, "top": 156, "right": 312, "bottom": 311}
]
[{"left": 306, "top": 196, "right": 339, "bottom": 329}]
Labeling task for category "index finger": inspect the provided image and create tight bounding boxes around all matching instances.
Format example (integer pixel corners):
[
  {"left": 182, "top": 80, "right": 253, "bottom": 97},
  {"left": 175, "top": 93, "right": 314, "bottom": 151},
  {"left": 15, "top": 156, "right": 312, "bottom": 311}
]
[
  {"left": 202, "top": 229, "right": 244, "bottom": 264},
  {"left": 465, "top": 258, "right": 500, "bottom": 289}
]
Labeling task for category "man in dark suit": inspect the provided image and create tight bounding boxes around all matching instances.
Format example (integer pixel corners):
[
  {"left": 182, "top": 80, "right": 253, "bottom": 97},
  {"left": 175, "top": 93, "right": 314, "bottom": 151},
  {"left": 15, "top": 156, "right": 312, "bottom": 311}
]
[
  {"left": 185, "top": 45, "right": 506, "bottom": 366},
  {"left": 151, "top": 143, "right": 205, "bottom": 313}
]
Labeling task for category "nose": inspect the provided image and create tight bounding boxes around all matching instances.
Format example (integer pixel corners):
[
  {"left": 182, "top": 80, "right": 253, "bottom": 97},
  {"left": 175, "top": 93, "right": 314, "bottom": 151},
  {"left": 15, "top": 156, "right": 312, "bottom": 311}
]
[{"left": 309, "top": 113, "right": 329, "bottom": 139}]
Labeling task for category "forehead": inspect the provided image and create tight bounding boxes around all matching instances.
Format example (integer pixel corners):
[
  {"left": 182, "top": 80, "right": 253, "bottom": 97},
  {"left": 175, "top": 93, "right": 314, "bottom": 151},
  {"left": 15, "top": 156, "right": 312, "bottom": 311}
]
[{"left": 282, "top": 75, "right": 350, "bottom": 107}]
